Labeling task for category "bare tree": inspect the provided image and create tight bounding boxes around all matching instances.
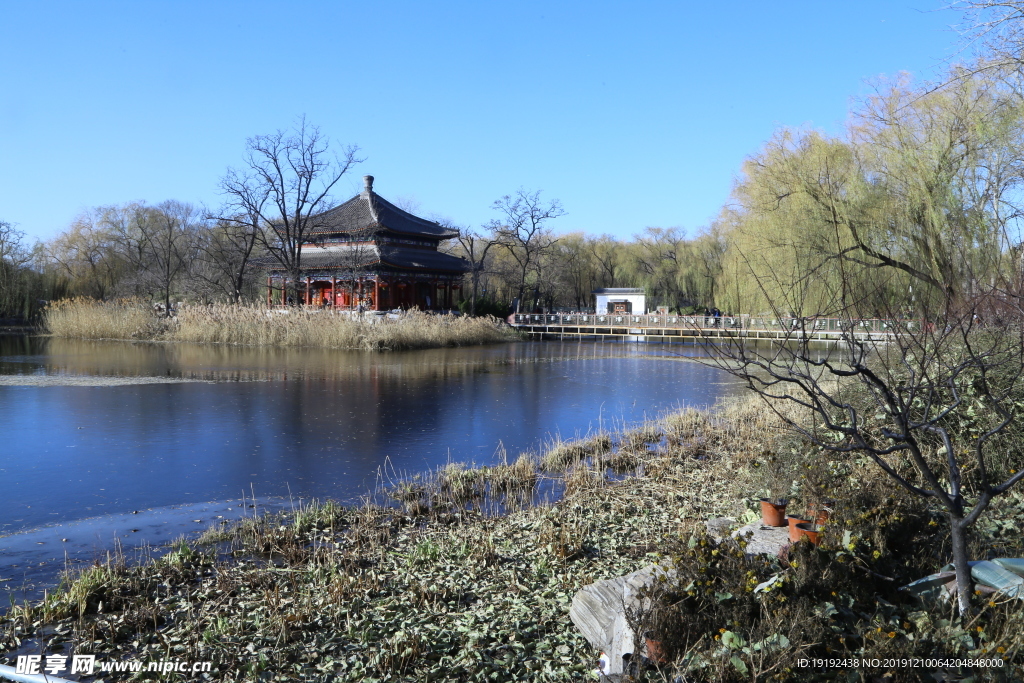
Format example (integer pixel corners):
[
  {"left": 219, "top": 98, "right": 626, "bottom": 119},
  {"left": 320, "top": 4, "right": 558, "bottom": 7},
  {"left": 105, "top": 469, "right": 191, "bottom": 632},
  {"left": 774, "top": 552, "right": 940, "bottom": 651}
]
[
  {"left": 455, "top": 228, "right": 498, "bottom": 316},
  {"left": 955, "top": 1, "right": 1024, "bottom": 65},
  {"left": 703, "top": 277, "right": 1024, "bottom": 616},
  {"left": 490, "top": 189, "right": 565, "bottom": 312},
  {"left": 217, "top": 118, "right": 363, "bottom": 304},
  {"left": 0, "top": 220, "right": 31, "bottom": 317},
  {"left": 148, "top": 201, "right": 199, "bottom": 314},
  {"left": 103, "top": 201, "right": 197, "bottom": 313},
  {"left": 193, "top": 216, "right": 264, "bottom": 303}
]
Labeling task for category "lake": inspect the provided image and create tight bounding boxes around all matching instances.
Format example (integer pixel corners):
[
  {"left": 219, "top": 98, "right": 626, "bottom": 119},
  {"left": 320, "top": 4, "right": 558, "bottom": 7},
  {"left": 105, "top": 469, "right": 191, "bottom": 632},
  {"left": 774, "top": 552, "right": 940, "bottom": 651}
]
[{"left": 0, "top": 335, "right": 741, "bottom": 602}]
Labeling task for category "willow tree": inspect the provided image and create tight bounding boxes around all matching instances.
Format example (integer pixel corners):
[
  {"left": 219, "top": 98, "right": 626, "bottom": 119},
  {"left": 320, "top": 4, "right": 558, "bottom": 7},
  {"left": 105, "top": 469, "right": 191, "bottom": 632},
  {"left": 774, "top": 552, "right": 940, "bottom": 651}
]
[
  {"left": 588, "top": 235, "right": 624, "bottom": 289},
  {"left": 724, "top": 67, "right": 1024, "bottom": 317},
  {"left": 850, "top": 71, "right": 1024, "bottom": 306},
  {"left": 47, "top": 211, "right": 127, "bottom": 300},
  {"left": 547, "top": 232, "right": 599, "bottom": 310},
  {"left": 720, "top": 130, "right": 869, "bottom": 317}
]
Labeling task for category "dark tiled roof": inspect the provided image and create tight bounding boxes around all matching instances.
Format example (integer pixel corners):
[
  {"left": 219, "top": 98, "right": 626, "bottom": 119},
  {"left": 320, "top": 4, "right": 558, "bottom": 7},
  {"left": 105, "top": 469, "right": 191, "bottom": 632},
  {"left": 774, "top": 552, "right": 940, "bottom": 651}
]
[
  {"left": 379, "top": 245, "right": 469, "bottom": 271},
  {"left": 307, "top": 192, "right": 458, "bottom": 239},
  {"left": 257, "top": 246, "right": 469, "bottom": 274}
]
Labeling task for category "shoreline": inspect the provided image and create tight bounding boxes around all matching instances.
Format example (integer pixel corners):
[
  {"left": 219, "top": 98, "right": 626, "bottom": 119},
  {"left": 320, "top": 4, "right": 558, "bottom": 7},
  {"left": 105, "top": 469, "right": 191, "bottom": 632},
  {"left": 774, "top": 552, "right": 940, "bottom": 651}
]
[
  {"left": 0, "top": 498, "right": 300, "bottom": 612},
  {"left": 0, "top": 374, "right": 218, "bottom": 386},
  {"left": 0, "top": 403, "right": 755, "bottom": 681}
]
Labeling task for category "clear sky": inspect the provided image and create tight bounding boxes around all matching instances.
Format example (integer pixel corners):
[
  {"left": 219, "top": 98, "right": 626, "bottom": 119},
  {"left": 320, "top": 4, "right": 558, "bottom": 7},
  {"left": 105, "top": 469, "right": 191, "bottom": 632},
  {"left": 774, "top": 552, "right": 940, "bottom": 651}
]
[{"left": 0, "top": 1, "right": 971, "bottom": 244}]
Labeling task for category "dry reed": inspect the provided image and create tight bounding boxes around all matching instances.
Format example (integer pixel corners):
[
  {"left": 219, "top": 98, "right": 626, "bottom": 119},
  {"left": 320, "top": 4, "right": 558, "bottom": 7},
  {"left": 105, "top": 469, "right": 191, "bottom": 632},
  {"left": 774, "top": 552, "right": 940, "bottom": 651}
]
[
  {"left": 539, "top": 432, "right": 612, "bottom": 472},
  {"left": 43, "top": 299, "right": 515, "bottom": 350}
]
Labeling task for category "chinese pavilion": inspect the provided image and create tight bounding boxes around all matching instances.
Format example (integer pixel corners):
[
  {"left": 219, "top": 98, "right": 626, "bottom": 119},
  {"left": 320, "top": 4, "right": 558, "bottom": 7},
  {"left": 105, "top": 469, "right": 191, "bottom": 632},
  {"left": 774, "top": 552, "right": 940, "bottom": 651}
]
[{"left": 264, "top": 176, "right": 469, "bottom": 310}]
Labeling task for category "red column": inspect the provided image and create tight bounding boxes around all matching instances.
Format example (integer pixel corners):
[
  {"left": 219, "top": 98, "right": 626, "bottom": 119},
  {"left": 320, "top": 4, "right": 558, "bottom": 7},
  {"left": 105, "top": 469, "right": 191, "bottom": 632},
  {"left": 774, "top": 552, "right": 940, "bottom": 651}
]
[
  {"left": 267, "top": 276, "right": 272, "bottom": 306},
  {"left": 373, "top": 278, "right": 380, "bottom": 311},
  {"left": 331, "top": 276, "right": 336, "bottom": 307},
  {"left": 305, "top": 277, "right": 311, "bottom": 305}
]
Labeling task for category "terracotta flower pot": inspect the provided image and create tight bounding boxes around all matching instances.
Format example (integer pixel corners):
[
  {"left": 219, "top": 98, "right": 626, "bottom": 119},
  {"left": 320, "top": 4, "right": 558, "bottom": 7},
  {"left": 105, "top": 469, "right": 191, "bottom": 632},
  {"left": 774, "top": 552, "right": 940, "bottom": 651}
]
[
  {"left": 643, "top": 632, "right": 669, "bottom": 664},
  {"left": 760, "top": 498, "right": 788, "bottom": 527},
  {"left": 787, "top": 515, "right": 811, "bottom": 542},
  {"left": 809, "top": 503, "right": 832, "bottom": 525},
  {"left": 794, "top": 522, "right": 820, "bottom": 545}
]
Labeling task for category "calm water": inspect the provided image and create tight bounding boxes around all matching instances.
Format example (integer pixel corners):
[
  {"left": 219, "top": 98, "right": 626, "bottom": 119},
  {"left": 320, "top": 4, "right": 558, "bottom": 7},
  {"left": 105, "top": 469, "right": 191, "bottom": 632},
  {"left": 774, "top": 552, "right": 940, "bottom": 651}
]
[{"left": 0, "top": 336, "right": 740, "bottom": 535}]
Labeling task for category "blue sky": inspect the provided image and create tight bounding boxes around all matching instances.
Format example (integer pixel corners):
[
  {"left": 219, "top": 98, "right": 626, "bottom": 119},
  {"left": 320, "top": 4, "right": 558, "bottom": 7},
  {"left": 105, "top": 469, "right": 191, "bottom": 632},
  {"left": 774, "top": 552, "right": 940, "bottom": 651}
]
[{"left": 1, "top": 1, "right": 969, "bottom": 244}]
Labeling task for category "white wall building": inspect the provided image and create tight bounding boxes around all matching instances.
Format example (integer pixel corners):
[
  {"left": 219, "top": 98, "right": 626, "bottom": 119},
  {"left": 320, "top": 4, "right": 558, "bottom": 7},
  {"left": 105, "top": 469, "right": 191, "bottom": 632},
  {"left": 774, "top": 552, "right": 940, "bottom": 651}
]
[{"left": 593, "top": 288, "right": 646, "bottom": 315}]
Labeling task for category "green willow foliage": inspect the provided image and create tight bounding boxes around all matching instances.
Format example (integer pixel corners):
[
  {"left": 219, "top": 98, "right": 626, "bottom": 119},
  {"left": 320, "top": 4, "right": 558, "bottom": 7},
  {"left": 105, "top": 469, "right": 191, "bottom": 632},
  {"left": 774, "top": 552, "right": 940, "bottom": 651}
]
[{"left": 722, "top": 66, "right": 1024, "bottom": 318}]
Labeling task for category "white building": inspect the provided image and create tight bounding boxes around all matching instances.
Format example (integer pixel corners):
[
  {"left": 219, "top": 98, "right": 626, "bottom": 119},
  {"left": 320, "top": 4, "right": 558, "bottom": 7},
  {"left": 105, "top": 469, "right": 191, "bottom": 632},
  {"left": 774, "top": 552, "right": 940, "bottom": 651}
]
[{"left": 593, "top": 288, "right": 646, "bottom": 315}]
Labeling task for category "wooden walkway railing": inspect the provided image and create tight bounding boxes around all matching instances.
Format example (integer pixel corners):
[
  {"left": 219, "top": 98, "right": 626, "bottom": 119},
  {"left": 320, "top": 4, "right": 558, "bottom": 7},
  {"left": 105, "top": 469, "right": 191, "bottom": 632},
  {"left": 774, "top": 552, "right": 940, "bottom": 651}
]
[{"left": 510, "top": 313, "right": 901, "bottom": 342}]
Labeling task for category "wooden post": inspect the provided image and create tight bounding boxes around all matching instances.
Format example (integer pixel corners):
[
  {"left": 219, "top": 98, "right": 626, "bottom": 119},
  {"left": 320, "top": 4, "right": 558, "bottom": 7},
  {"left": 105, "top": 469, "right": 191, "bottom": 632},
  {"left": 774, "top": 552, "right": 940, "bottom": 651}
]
[
  {"left": 373, "top": 278, "right": 380, "bottom": 311},
  {"left": 281, "top": 277, "right": 287, "bottom": 305},
  {"left": 267, "top": 276, "right": 272, "bottom": 306},
  {"left": 331, "top": 276, "right": 336, "bottom": 308}
]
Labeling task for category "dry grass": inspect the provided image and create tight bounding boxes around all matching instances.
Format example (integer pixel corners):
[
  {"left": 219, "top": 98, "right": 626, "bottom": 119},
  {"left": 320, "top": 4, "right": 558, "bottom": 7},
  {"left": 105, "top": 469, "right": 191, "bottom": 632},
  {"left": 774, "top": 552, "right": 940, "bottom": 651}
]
[
  {"left": 41, "top": 298, "right": 157, "bottom": 341},
  {"left": 43, "top": 299, "right": 516, "bottom": 351},
  {"left": 540, "top": 432, "right": 613, "bottom": 472},
  {"left": 488, "top": 450, "right": 539, "bottom": 498}
]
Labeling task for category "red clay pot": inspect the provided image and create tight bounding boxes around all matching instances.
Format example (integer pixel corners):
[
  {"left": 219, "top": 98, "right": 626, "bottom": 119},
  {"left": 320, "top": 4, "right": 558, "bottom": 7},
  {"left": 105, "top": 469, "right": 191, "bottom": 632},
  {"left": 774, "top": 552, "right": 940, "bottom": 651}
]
[
  {"left": 644, "top": 632, "right": 669, "bottom": 664},
  {"left": 809, "top": 504, "right": 832, "bottom": 525},
  {"left": 787, "top": 515, "right": 811, "bottom": 542},
  {"left": 794, "top": 522, "right": 821, "bottom": 545},
  {"left": 760, "top": 498, "right": 788, "bottom": 527}
]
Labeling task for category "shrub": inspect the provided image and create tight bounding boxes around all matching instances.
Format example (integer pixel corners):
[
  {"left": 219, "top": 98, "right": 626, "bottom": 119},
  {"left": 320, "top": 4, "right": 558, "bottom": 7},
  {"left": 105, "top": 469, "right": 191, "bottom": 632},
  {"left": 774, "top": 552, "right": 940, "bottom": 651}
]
[{"left": 458, "top": 295, "right": 511, "bottom": 319}]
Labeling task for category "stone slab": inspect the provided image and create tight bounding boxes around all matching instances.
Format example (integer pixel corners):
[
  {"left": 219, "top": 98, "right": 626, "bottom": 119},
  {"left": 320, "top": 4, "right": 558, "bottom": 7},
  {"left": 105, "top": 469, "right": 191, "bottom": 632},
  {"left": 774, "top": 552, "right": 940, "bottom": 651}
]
[
  {"left": 569, "top": 563, "right": 673, "bottom": 675},
  {"left": 570, "top": 518, "right": 792, "bottom": 675}
]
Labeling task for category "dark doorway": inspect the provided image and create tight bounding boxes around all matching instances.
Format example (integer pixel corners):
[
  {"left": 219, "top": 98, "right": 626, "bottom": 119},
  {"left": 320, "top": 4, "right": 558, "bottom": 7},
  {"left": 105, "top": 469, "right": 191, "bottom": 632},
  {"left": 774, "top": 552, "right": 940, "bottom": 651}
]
[{"left": 608, "top": 301, "right": 632, "bottom": 314}]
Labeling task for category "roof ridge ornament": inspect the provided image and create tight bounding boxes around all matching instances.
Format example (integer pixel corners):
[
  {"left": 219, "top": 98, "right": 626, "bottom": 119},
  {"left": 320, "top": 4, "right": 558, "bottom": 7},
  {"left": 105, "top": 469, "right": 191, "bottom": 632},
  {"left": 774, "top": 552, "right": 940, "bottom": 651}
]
[{"left": 362, "top": 175, "right": 379, "bottom": 225}]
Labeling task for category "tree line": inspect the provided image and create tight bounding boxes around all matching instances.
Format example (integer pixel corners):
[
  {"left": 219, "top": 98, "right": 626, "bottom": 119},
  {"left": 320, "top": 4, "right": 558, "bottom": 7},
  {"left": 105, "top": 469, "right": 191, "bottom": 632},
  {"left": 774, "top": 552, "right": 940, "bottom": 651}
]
[
  {"left": 4, "top": 53, "right": 1024, "bottom": 320},
  {"left": 0, "top": 172, "right": 730, "bottom": 321}
]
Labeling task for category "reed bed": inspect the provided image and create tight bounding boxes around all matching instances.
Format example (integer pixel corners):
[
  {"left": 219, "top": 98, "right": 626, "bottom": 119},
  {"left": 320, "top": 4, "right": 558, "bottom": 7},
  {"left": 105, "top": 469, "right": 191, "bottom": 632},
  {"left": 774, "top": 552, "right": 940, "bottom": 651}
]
[
  {"left": 43, "top": 299, "right": 515, "bottom": 350},
  {"left": 41, "top": 298, "right": 157, "bottom": 341}
]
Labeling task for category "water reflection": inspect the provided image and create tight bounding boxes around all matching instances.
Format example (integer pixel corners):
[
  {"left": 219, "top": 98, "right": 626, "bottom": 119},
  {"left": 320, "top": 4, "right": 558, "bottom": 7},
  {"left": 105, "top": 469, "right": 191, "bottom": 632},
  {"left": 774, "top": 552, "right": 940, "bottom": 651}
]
[{"left": 0, "top": 336, "right": 741, "bottom": 536}]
